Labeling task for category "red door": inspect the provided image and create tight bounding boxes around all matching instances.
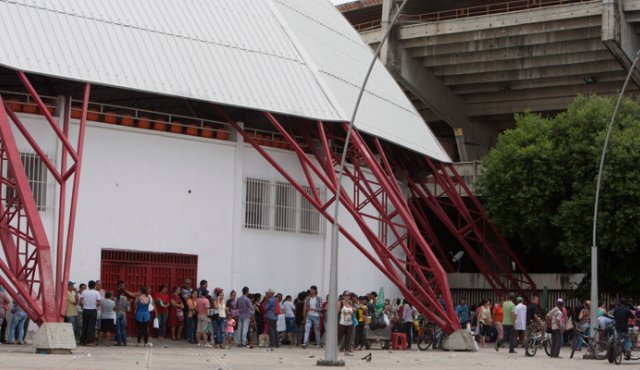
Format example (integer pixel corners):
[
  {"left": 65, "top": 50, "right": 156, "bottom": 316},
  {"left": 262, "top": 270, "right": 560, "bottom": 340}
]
[{"left": 100, "top": 249, "right": 198, "bottom": 337}]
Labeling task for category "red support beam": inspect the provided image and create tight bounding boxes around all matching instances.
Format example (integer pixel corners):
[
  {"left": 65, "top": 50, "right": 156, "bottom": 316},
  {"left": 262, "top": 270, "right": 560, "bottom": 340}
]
[{"left": 0, "top": 72, "right": 90, "bottom": 324}]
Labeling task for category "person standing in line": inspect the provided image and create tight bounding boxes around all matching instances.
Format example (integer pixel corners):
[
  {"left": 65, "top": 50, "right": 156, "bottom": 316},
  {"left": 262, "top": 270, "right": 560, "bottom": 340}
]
[
  {"left": 235, "top": 287, "right": 252, "bottom": 347},
  {"left": 181, "top": 278, "right": 194, "bottom": 339},
  {"left": 253, "top": 293, "right": 263, "bottom": 342},
  {"left": 492, "top": 297, "right": 504, "bottom": 347},
  {"left": 265, "top": 289, "right": 279, "bottom": 348},
  {"left": 514, "top": 297, "right": 527, "bottom": 347},
  {"left": 196, "top": 290, "right": 211, "bottom": 347},
  {"left": 526, "top": 296, "right": 540, "bottom": 345},
  {"left": 213, "top": 288, "right": 227, "bottom": 348},
  {"left": 168, "top": 286, "right": 184, "bottom": 341},
  {"left": 302, "top": 285, "right": 323, "bottom": 349},
  {"left": 185, "top": 290, "right": 198, "bottom": 344},
  {"left": 283, "top": 295, "right": 296, "bottom": 345},
  {"left": 338, "top": 292, "right": 354, "bottom": 356},
  {"left": 477, "top": 299, "right": 493, "bottom": 348},
  {"left": 94, "top": 280, "right": 106, "bottom": 338},
  {"left": 0, "top": 287, "right": 10, "bottom": 344},
  {"left": 155, "top": 285, "right": 170, "bottom": 340},
  {"left": 79, "top": 280, "right": 101, "bottom": 346},
  {"left": 114, "top": 287, "right": 130, "bottom": 346},
  {"left": 134, "top": 286, "right": 152, "bottom": 347},
  {"left": 99, "top": 291, "right": 116, "bottom": 346},
  {"left": 65, "top": 281, "right": 80, "bottom": 343},
  {"left": 354, "top": 296, "right": 368, "bottom": 350},
  {"left": 8, "top": 303, "right": 26, "bottom": 344},
  {"left": 496, "top": 293, "right": 516, "bottom": 353},
  {"left": 76, "top": 283, "right": 86, "bottom": 340},
  {"left": 547, "top": 299, "right": 564, "bottom": 358},
  {"left": 455, "top": 298, "right": 470, "bottom": 330},
  {"left": 402, "top": 300, "right": 415, "bottom": 349}
]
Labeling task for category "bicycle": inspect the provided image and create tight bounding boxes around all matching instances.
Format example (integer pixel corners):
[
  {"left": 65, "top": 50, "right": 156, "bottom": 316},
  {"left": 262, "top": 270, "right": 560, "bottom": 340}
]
[
  {"left": 415, "top": 322, "right": 443, "bottom": 350},
  {"left": 524, "top": 330, "right": 551, "bottom": 357},
  {"left": 608, "top": 330, "right": 625, "bottom": 365},
  {"left": 569, "top": 327, "right": 608, "bottom": 360}
]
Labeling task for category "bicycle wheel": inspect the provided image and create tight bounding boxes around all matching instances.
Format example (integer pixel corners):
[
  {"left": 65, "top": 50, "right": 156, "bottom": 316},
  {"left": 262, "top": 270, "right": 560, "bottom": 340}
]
[
  {"left": 544, "top": 335, "right": 552, "bottom": 357},
  {"left": 417, "top": 334, "right": 433, "bottom": 351},
  {"left": 608, "top": 337, "right": 616, "bottom": 363},
  {"left": 569, "top": 334, "right": 579, "bottom": 359},
  {"left": 525, "top": 338, "right": 537, "bottom": 357},
  {"left": 615, "top": 341, "right": 623, "bottom": 365},
  {"left": 594, "top": 338, "right": 608, "bottom": 360}
]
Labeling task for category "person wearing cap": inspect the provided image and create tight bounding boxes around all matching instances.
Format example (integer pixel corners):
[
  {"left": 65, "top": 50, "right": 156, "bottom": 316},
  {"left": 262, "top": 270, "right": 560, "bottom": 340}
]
[
  {"left": 65, "top": 281, "right": 80, "bottom": 343},
  {"left": 547, "top": 298, "right": 564, "bottom": 357},
  {"left": 514, "top": 296, "right": 527, "bottom": 347}
]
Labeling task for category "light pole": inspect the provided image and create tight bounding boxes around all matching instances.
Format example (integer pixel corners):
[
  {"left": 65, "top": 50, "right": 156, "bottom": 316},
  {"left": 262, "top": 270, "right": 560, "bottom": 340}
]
[
  {"left": 317, "top": 0, "right": 410, "bottom": 366},
  {"left": 589, "top": 49, "right": 640, "bottom": 345}
]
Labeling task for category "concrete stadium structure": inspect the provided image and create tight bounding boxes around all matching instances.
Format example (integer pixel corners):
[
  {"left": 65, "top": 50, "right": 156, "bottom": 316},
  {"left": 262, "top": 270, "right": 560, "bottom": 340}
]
[{"left": 339, "top": 0, "right": 640, "bottom": 161}]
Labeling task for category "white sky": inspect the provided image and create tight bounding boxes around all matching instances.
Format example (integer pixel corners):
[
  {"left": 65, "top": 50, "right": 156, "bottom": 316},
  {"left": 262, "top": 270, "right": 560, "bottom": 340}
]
[{"left": 332, "top": 0, "right": 353, "bottom": 4}]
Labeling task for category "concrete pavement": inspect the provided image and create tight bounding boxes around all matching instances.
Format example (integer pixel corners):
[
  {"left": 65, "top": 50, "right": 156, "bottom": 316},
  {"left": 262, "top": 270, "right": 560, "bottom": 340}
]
[{"left": 0, "top": 341, "right": 638, "bottom": 370}]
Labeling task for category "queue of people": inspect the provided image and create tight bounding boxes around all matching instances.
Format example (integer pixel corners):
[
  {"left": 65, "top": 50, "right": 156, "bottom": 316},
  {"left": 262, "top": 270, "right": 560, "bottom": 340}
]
[{"left": 59, "top": 278, "right": 398, "bottom": 353}]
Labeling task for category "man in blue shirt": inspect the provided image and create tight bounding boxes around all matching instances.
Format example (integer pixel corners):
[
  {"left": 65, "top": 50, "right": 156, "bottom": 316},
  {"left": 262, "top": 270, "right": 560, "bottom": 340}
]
[
  {"left": 455, "top": 298, "right": 470, "bottom": 327},
  {"left": 265, "top": 289, "right": 279, "bottom": 348}
]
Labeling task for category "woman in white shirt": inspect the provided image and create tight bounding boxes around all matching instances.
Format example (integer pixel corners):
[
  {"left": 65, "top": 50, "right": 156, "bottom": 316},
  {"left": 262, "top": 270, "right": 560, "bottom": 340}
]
[{"left": 338, "top": 291, "right": 354, "bottom": 356}]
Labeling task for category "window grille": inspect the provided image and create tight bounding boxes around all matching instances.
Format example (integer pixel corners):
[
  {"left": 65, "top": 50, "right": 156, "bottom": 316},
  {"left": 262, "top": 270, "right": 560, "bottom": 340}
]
[
  {"left": 300, "top": 185, "right": 322, "bottom": 235},
  {"left": 244, "top": 178, "right": 270, "bottom": 230},
  {"left": 274, "top": 182, "right": 296, "bottom": 232},
  {"left": 6, "top": 152, "right": 49, "bottom": 211},
  {"left": 243, "top": 177, "right": 324, "bottom": 236}
]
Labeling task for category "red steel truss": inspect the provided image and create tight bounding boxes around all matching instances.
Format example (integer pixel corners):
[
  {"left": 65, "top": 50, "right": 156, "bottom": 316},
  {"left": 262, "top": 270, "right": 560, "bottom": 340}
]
[
  {"left": 0, "top": 71, "right": 89, "bottom": 324},
  {"left": 388, "top": 147, "right": 537, "bottom": 299},
  {"left": 213, "top": 106, "right": 460, "bottom": 333}
]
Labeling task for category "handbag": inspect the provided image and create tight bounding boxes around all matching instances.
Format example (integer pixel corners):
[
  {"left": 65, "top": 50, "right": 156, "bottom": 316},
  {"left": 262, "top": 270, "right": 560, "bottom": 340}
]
[
  {"left": 352, "top": 314, "right": 358, "bottom": 327},
  {"left": 153, "top": 317, "right": 159, "bottom": 329}
]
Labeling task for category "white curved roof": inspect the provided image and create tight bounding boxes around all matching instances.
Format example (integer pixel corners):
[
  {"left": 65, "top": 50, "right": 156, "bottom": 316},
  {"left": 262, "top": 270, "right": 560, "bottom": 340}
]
[{"left": 0, "top": 0, "right": 450, "bottom": 162}]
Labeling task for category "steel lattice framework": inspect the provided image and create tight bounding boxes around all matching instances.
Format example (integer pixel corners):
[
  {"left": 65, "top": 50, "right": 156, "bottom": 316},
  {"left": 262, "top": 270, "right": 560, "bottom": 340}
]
[
  {"left": 213, "top": 106, "right": 537, "bottom": 333},
  {"left": 0, "top": 71, "right": 89, "bottom": 324},
  {"left": 0, "top": 71, "right": 536, "bottom": 334}
]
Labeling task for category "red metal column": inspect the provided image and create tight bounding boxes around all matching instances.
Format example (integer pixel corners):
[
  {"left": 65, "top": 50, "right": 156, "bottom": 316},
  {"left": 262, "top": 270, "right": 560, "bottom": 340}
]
[{"left": 0, "top": 71, "right": 90, "bottom": 323}]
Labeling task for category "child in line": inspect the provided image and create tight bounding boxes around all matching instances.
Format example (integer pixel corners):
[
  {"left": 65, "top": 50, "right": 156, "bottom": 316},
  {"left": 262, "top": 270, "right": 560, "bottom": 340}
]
[{"left": 225, "top": 317, "right": 236, "bottom": 347}]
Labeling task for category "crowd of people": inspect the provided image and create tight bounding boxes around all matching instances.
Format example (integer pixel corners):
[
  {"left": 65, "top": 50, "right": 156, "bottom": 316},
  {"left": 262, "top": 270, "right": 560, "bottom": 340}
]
[
  {"left": 457, "top": 293, "right": 640, "bottom": 358},
  {"left": 1, "top": 279, "right": 639, "bottom": 359},
  {"left": 58, "top": 278, "right": 407, "bottom": 356}
]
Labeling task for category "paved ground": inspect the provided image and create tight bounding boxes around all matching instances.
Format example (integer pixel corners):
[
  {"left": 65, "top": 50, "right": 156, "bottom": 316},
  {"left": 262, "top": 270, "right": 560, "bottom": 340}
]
[{"left": 0, "top": 341, "right": 637, "bottom": 370}]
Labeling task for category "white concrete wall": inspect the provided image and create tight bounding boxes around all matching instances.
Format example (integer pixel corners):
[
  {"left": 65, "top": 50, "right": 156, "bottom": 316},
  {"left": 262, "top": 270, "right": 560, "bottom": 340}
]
[{"left": 4, "top": 112, "right": 403, "bottom": 301}]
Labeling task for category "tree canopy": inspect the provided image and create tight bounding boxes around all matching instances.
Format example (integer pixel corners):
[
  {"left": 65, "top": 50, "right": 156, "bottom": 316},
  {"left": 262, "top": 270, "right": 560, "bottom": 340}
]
[{"left": 477, "top": 95, "right": 640, "bottom": 297}]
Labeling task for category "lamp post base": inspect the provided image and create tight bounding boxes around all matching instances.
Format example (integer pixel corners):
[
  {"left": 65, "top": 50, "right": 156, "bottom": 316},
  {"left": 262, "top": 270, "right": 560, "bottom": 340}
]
[{"left": 316, "top": 359, "right": 346, "bottom": 367}]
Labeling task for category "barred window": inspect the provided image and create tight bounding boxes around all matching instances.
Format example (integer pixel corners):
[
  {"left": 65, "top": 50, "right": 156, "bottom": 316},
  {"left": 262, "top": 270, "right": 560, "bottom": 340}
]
[
  {"left": 274, "top": 182, "right": 296, "bottom": 232},
  {"left": 300, "top": 185, "right": 322, "bottom": 235},
  {"left": 6, "top": 152, "right": 49, "bottom": 211},
  {"left": 244, "top": 178, "right": 270, "bottom": 230},
  {"left": 243, "top": 177, "right": 324, "bottom": 236}
]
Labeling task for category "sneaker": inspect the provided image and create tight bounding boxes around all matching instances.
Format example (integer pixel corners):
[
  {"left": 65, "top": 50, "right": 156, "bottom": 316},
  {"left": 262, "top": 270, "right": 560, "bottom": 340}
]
[
  {"left": 345, "top": 352, "right": 353, "bottom": 356},
  {"left": 301, "top": 344, "right": 308, "bottom": 349},
  {"left": 146, "top": 342, "right": 153, "bottom": 347},
  {"left": 205, "top": 344, "right": 213, "bottom": 348}
]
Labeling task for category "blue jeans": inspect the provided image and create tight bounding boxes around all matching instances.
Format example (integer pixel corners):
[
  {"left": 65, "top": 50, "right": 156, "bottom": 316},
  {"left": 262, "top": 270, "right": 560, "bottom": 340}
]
[
  {"left": 303, "top": 315, "right": 321, "bottom": 347},
  {"left": 158, "top": 312, "right": 168, "bottom": 338},
  {"left": 215, "top": 317, "right": 226, "bottom": 345},
  {"left": 286, "top": 317, "right": 296, "bottom": 333},
  {"left": 236, "top": 318, "right": 251, "bottom": 346},
  {"left": 115, "top": 313, "right": 127, "bottom": 345},
  {"left": 618, "top": 330, "right": 632, "bottom": 353},
  {"left": 64, "top": 315, "right": 79, "bottom": 341},
  {"left": 185, "top": 316, "right": 195, "bottom": 343},
  {"left": 8, "top": 311, "right": 27, "bottom": 343}
]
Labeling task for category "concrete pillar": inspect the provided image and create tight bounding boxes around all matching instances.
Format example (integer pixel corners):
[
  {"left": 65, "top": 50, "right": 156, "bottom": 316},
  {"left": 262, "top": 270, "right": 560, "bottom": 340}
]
[{"left": 602, "top": 0, "right": 640, "bottom": 86}]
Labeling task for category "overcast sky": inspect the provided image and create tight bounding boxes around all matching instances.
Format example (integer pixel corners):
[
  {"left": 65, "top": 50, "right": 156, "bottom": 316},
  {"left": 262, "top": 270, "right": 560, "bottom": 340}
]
[{"left": 332, "top": 0, "right": 352, "bottom": 5}]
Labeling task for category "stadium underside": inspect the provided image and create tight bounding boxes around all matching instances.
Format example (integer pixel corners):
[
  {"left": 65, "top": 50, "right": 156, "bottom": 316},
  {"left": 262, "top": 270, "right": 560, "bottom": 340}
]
[{"left": 0, "top": 69, "right": 536, "bottom": 334}]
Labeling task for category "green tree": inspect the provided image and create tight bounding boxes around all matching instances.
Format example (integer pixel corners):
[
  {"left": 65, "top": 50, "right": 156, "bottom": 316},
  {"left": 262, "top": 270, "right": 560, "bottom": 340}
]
[{"left": 477, "top": 95, "right": 640, "bottom": 297}]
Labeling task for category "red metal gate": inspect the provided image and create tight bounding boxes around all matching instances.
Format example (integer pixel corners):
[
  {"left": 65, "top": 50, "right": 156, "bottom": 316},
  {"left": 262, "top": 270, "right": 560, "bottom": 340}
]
[{"left": 100, "top": 249, "right": 197, "bottom": 337}]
